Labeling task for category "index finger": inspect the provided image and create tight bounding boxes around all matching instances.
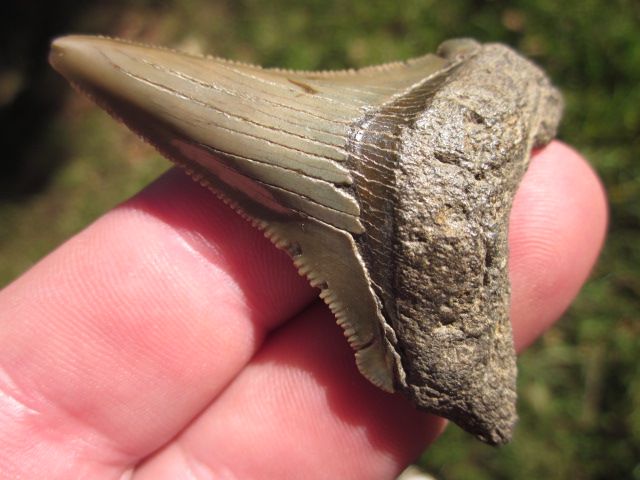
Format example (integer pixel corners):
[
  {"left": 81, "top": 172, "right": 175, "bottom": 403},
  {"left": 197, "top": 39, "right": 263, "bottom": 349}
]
[{"left": 0, "top": 168, "right": 317, "bottom": 474}]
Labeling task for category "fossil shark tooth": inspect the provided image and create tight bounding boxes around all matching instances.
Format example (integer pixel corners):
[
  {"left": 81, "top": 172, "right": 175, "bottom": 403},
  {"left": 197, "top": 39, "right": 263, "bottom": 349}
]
[{"left": 49, "top": 35, "right": 563, "bottom": 445}]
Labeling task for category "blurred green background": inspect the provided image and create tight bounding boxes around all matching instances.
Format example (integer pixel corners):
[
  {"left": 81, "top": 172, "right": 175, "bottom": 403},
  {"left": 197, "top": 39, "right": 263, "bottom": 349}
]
[{"left": 0, "top": 0, "right": 638, "bottom": 478}]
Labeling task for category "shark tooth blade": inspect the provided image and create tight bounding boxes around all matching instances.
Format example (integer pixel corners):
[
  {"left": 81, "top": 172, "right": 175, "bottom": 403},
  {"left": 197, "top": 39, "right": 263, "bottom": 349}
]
[
  {"left": 49, "top": 36, "right": 358, "bottom": 215},
  {"left": 49, "top": 35, "right": 405, "bottom": 392}
]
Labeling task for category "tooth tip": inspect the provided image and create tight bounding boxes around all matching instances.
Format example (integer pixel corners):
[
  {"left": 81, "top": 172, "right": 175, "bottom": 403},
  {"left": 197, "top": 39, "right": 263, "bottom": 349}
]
[
  {"left": 49, "top": 35, "right": 97, "bottom": 76},
  {"left": 49, "top": 36, "right": 71, "bottom": 71},
  {"left": 50, "top": 35, "right": 88, "bottom": 56}
]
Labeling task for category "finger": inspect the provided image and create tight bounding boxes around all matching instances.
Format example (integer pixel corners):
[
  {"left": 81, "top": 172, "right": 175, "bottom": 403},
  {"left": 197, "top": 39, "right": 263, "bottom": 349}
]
[
  {"left": 0, "top": 170, "right": 316, "bottom": 477},
  {"left": 134, "top": 302, "right": 446, "bottom": 480},
  {"left": 133, "top": 141, "right": 608, "bottom": 480},
  {"left": 509, "top": 141, "right": 607, "bottom": 351}
]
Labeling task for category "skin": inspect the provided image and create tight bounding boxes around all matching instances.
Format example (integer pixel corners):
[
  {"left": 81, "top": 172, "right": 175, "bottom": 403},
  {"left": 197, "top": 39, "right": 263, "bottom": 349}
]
[{"left": 0, "top": 141, "right": 607, "bottom": 479}]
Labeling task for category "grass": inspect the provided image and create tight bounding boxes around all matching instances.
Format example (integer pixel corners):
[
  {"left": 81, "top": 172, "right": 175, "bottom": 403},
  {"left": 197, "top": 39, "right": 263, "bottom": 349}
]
[{"left": 1, "top": 0, "right": 638, "bottom": 478}]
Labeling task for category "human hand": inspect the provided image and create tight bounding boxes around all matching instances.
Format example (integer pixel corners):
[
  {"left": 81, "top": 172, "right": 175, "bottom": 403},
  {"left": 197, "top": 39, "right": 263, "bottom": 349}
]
[{"left": 0, "top": 141, "right": 606, "bottom": 479}]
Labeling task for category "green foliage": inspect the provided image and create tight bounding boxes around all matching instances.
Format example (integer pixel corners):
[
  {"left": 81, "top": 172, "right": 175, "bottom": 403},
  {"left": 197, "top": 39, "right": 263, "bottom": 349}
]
[{"left": 0, "top": 0, "right": 638, "bottom": 477}]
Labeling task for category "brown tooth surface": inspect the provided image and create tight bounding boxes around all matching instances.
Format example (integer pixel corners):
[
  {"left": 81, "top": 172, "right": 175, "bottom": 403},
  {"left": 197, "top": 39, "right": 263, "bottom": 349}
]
[{"left": 50, "top": 35, "right": 563, "bottom": 444}]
